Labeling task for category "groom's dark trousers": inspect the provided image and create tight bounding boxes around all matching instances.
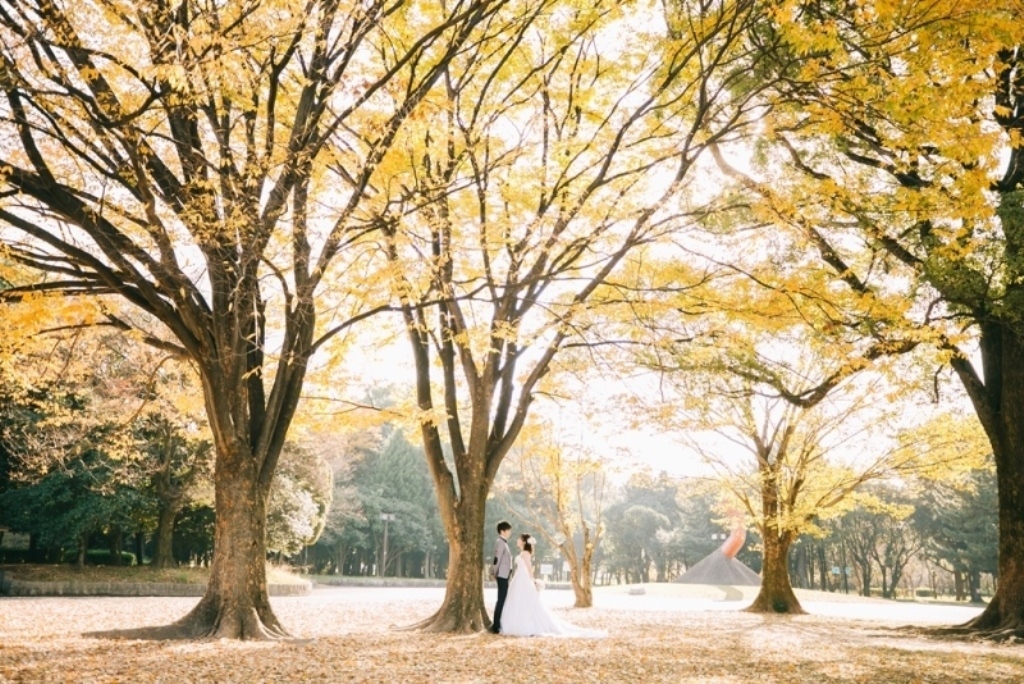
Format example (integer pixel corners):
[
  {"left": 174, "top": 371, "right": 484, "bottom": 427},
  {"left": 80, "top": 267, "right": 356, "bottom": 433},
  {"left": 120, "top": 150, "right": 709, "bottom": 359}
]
[{"left": 493, "top": 577, "right": 509, "bottom": 632}]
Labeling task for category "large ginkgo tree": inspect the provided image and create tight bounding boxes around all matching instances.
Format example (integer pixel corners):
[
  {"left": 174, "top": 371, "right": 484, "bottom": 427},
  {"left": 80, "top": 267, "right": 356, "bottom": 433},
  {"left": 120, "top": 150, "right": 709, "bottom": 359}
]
[
  {"left": 373, "top": 0, "right": 772, "bottom": 632},
  {"left": 0, "top": 0, "right": 508, "bottom": 639},
  {"left": 739, "top": 0, "right": 1024, "bottom": 639}
]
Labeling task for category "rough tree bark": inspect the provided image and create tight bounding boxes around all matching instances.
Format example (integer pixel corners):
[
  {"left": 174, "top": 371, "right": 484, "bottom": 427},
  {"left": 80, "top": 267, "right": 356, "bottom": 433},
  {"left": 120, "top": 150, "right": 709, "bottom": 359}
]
[
  {"left": 411, "top": 478, "right": 492, "bottom": 633},
  {"left": 949, "top": 318, "right": 1024, "bottom": 640},
  {"left": 152, "top": 503, "right": 182, "bottom": 570},
  {"left": 748, "top": 528, "right": 803, "bottom": 614},
  {"left": 567, "top": 548, "right": 595, "bottom": 609},
  {"left": 176, "top": 456, "right": 285, "bottom": 639},
  {"left": 747, "top": 463, "right": 805, "bottom": 615}
]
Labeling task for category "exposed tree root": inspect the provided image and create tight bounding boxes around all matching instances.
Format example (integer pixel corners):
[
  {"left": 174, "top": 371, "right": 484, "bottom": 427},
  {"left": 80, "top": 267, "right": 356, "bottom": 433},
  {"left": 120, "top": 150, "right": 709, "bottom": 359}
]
[
  {"left": 84, "top": 619, "right": 304, "bottom": 643},
  {"left": 391, "top": 611, "right": 443, "bottom": 632},
  {"left": 169, "top": 600, "right": 295, "bottom": 641},
  {"left": 897, "top": 616, "right": 1024, "bottom": 644},
  {"left": 744, "top": 595, "right": 807, "bottom": 615},
  {"left": 395, "top": 606, "right": 492, "bottom": 634}
]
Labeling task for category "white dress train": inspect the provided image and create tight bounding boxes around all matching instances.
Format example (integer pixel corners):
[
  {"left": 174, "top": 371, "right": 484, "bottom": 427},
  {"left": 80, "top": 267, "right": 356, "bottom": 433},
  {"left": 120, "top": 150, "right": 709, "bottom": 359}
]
[{"left": 500, "top": 555, "right": 606, "bottom": 638}]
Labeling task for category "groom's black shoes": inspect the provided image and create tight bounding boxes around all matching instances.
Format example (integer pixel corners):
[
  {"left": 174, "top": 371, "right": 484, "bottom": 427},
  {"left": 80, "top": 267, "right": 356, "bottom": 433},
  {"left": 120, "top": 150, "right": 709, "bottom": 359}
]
[{"left": 489, "top": 626, "right": 500, "bottom": 634}]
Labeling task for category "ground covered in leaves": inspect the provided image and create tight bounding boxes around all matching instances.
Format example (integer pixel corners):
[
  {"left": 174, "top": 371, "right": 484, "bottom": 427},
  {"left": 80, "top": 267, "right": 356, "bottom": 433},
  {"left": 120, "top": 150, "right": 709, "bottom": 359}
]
[{"left": 1, "top": 583, "right": 1022, "bottom": 683}]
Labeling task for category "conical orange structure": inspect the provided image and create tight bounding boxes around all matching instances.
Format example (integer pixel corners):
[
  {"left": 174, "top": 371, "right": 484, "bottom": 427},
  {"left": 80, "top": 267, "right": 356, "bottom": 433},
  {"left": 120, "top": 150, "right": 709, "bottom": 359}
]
[{"left": 676, "top": 517, "right": 760, "bottom": 586}]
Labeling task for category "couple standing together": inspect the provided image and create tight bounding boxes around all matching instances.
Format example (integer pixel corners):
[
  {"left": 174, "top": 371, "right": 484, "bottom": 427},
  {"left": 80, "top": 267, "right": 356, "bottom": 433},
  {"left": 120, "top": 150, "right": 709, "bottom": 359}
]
[{"left": 489, "top": 521, "right": 604, "bottom": 638}]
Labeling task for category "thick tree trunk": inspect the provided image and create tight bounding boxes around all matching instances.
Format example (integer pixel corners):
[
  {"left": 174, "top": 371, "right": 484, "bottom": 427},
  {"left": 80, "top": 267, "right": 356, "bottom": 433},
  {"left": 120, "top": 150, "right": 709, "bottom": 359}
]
[
  {"left": 152, "top": 503, "right": 181, "bottom": 569},
  {"left": 949, "top": 322, "right": 1024, "bottom": 639},
  {"left": 411, "top": 489, "right": 489, "bottom": 633},
  {"left": 747, "top": 532, "right": 804, "bottom": 614},
  {"left": 175, "top": 457, "right": 286, "bottom": 640},
  {"left": 961, "top": 440, "right": 1024, "bottom": 636}
]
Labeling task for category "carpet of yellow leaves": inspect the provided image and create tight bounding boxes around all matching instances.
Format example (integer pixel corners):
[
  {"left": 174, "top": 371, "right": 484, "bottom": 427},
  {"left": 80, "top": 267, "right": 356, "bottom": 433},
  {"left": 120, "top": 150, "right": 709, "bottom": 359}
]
[{"left": 1, "top": 584, "right": 1022, "bottom": 683}]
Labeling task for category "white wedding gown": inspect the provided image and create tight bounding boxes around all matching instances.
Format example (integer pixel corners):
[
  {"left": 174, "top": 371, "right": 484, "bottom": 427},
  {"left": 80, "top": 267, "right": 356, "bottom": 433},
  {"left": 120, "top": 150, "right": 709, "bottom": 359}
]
[{"left": 500, "top": 555, "right": 606, "bottom": 638}]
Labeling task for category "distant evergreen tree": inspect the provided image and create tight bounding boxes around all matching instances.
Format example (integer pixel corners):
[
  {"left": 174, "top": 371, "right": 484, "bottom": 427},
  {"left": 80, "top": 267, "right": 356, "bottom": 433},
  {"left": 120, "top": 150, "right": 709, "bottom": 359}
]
[{"left": 914, "top": 462, "right": 998, "bottom": 602}]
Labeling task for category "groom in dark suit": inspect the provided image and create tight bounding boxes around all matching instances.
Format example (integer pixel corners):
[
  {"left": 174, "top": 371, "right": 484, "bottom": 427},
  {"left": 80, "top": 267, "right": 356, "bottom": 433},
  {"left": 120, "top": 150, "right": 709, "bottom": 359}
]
[{"left": 489, "top": 520, "right": 513, "bottom": 634}]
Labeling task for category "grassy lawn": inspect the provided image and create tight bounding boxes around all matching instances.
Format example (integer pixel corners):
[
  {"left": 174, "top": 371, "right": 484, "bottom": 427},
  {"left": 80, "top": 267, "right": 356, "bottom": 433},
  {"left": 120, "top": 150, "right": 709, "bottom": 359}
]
[{"left": 0, "top": 563, "right": 308, "bottom": 585}]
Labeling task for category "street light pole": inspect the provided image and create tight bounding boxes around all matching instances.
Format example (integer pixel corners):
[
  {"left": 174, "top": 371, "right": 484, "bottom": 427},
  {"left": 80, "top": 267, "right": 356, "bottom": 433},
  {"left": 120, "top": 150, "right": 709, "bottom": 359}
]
[{"left": 380, "top": 513, "right": 396, "bottom": 577}]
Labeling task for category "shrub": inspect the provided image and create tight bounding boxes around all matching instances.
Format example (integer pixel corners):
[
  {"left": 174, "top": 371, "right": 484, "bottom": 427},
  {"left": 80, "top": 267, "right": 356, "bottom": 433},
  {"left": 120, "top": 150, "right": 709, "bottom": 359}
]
[{"left": 60, "top": 549, "right": 137, "bottom": 566}]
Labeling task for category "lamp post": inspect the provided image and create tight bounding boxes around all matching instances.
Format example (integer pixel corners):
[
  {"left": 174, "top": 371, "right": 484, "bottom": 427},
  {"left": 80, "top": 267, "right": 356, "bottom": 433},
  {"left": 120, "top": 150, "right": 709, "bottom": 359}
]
[{"left": 380, "top": 513, "right": 396, "bottom": 577}]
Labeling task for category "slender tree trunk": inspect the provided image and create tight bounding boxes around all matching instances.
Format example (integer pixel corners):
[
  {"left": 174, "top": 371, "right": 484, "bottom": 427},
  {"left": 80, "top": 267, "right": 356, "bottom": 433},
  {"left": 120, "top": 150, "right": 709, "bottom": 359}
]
[
  {"left": 175, "top": 454, "right": 285, "bottom": 640},
  {"left": 335, "top": 542, "right": 347, "bottom": 575},
  {"left": 109, "top": 530, "right": 123, "bottom": 567},
  {"left": 793, "top": 544, "right": 808, "bottom": 589},
  {"left": 76, "top": 534, "right": 87, "bottom": 568},
  {"left": 857, "top": 561, "right": 872, "bottom": 597},
  {"left": 134, "top": 532, "right": 145, "bottom": 567},
  {"left": 890, "top": 563, "right": 905, "bottom": 598},
  {"left": 747, "top": 530, "right": 804, "bottom": 614},
  {"left": 818, "top": 545, "right": 829, "bottom": 591}
]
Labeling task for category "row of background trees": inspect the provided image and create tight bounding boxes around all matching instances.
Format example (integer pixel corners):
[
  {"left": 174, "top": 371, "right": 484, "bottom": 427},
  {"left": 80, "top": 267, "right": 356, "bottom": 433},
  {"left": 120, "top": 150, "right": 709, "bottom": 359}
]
[{"left": 2, "top": 376, "right": 997, "bottom": 605}]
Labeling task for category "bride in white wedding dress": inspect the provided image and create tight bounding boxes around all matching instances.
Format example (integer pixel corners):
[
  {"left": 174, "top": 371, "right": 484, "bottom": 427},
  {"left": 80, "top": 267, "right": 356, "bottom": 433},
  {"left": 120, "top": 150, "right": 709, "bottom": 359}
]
[{"left": 499, "top": 534, "right": 606, "bottom": 638}]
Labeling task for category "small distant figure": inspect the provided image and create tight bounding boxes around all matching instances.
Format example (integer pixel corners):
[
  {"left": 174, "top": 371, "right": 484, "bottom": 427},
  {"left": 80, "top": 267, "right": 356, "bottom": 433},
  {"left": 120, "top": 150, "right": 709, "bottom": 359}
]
[
  {"left": 489, "top": 521, "right": 513, "bottom": 634},
  {"left": 499, "top": 533, "right": 605, "bottom": 638}
]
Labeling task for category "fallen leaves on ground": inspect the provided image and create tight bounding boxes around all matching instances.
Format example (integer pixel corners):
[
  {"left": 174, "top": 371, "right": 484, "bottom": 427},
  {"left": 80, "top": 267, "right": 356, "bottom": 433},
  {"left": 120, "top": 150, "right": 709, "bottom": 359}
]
[{"left": 1, "top": 586, "right": 1022, "bottom": 683}]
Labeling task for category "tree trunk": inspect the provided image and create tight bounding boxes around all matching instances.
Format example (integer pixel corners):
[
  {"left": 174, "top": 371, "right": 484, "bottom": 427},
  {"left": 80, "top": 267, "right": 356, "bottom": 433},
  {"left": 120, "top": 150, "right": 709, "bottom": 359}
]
[
  {"left": 793, "top": 544, "right": 809, "bottom": 589},
  {"left": 969, "top": 570, "right": 983, "bottom": 604},
  {"left": 411, "top": 484, "right": 490, "bottom": 633},
  {"left": 954, "top": 570, "right": 966, "bottom": 601},
  {"left": 152, "top": 503, "right": 181, "bottom": 569},
  {"left": 747, "top": 531, "right": 804, "bottom": 614},
  {"left": 890, "top": 562, "right": 905, "bottom": 599},
  {"left": 818, "top": 545, "right": 829, "bottom": 591},
  {"left": 174, "top": 457, "right": 286, "bottom": 640},
  {"left": 134, "top": 532, "right": 145, "bottom": 567},
  {"left": 857, "top": 562, "right": 872, "bottom": 597},
  {"left": 335, "top": 542, "right": 347, "bottom": 575},
  {"left": 565, "top": 537, "right": 595, "bottom": 608},
  {"left": 570, "top": 566, "right": 594, "bottom": 608},
  {"left": 110, "top": 530, "right": 123, "bottom": 566},
  {"left": 953, "top": 320, "right": 1024, "bottom": 639},
  {"left": 76, "top": 534, "right": 87, "bottom": 568}
]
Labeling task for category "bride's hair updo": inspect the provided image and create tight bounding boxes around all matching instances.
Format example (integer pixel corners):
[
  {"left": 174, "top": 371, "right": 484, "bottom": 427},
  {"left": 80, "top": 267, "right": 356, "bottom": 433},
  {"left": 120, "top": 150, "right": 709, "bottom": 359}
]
[{"left": 520, "top": 533, "right": 534, "bottom": 553}]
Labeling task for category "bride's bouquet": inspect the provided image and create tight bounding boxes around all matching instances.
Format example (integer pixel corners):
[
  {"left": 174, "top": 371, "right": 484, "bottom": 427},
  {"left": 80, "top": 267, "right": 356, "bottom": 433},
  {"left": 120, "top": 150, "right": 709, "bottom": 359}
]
[{"left": 534, "top": 579, "right": 546, "bottom": 591}]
